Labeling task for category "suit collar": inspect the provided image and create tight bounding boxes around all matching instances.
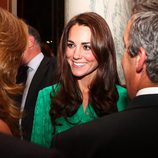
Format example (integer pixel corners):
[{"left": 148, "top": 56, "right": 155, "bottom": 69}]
[
  {"left": 127, "top": 94, "right": 158, "bottom": 110},
  {"left": 136, "top": 87, "right": 158, "bottom": 96},
  {"left": 27, "top": 52, "right": 44, "bottom": 70}
]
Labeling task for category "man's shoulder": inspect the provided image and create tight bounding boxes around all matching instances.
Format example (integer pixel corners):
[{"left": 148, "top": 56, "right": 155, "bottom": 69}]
[
  {"left": 0, "top": 133, "right": 52, "bottom": 158},
  {"left": 43, "top": 55, "right": 57, "bottom": 63}
]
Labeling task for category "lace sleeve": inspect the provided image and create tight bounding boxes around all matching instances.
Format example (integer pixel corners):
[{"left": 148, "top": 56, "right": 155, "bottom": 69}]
[{"left": 31, "top": 86, "right": 53, "bottom": 148}]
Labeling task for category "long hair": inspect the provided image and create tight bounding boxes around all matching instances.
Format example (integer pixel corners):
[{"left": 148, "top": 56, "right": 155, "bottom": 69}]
[
  {"left": 0, "top": 7, "right": 28, "bottom": 136},
  {"left": 50, "top": 12, "right": 118, "bottom": 126}
]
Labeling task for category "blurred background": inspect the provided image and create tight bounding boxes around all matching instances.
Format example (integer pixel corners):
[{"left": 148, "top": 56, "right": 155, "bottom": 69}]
[{"left": 0, "top": 0, "right": 64, "bottom": 56}]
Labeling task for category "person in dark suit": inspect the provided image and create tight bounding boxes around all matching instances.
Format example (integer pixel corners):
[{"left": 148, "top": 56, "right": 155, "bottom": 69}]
[
  {"left": 51, "top": 11, "right": 158, "bottom": 157},
  {"left": 0, "top": 132, "right": 51, "bottom": 158},
  {"left": 0, "top": 132, "right": 64, "bottom": 158},
  {"left": 16, "top": 25, "right": 57, "bottom": 141}
]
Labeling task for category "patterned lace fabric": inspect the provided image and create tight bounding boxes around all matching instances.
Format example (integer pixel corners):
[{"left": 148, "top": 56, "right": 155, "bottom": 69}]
[{"left": 31, "top": 84, "right": 128, "bottom": 148}]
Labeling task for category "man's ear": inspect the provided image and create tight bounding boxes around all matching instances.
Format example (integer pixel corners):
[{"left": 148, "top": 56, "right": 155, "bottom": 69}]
[
  {"left": 136, "top": 47, "right": 147, "bottom": 73},
  {"left": 28, "top": 35, "right": 35, "bottom": 48}
]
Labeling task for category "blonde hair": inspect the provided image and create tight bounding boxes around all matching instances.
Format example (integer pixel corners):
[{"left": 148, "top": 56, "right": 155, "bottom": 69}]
[{"left": 0, "top": 7, "right": 28, "bottom": 136}]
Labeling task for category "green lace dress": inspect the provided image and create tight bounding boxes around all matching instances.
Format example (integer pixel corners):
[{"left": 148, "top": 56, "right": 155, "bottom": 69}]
[{"left": 31, "top": 84, "right": 128, "bottom": 148}]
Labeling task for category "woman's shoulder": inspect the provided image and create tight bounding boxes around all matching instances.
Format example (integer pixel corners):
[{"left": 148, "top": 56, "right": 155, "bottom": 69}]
[
  {"left": 36, "top": 83, "right": 60, "bottom": 106},
  {"left": 116, "top": 84, "right": 127, "bottom": 94},
  {"left": 116, "top": 84, "right": 128, "bottom": 112},
  {"left": 0, "top": 120, "right": 12, "bottom": 135},
  {"left": 39, "top": 83, "right": 60, "bottom": 95}
]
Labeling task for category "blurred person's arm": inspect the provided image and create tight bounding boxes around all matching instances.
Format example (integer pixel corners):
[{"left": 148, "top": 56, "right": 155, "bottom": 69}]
[{"left": 0, "top": 120, "right": 12, "bottom": 135}]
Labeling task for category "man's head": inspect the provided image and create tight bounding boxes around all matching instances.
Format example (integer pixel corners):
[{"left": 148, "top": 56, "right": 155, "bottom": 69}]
[
  {"left": 122, "top": 11, "right": 158, "bottom": 99},
  {"left": 132, "top": 0, "right": 158, "bottom": 14},
  {"left": 21, "top": 25, "right": 41, "bottom": 65}
]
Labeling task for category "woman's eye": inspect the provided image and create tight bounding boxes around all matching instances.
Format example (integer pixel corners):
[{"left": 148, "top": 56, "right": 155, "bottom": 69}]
[
  {"left": 67, "top": 43, "right": 75, "bottom": 48},
  {"left": 83, "top": 45, "right": 91, "bottom": 50}
]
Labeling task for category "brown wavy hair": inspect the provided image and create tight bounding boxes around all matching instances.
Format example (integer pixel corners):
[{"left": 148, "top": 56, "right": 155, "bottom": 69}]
[
  {"left": 50, "top": 12, "right": 119, "bottom": 125},
  {"left": 0, "top": 7, "right": 28, "bottom": 136}
]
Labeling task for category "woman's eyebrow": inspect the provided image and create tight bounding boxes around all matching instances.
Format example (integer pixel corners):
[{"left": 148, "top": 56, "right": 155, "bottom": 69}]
[{"left": 81, "top": 42, "right": 91, "bottom": 45}]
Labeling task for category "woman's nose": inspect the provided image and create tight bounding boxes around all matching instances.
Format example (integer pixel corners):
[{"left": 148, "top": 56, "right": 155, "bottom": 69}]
[{"left": 73, "top": 46, "right": 82, "bottom": 59}]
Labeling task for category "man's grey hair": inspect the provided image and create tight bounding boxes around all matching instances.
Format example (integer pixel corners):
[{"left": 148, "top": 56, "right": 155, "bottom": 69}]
[{"left": 128, "top": 11, "right": 158, "bottom": 82}]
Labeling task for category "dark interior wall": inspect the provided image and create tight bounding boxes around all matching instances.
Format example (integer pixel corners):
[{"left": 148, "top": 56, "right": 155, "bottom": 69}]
[{"left": 17, "top": 0, "right": 64, "bottom": 55}]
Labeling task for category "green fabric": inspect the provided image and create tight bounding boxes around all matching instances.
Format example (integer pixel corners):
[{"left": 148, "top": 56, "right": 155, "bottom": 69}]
[
  {"left": 31, "top": 84, "right": 128, "bottom": 148},
  {"left": 116, "top": 85, "right": 128, "bottom": 112}
]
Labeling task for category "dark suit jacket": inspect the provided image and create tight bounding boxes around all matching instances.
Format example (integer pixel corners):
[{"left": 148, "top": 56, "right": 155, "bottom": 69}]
[
  {"left": 0, "top": 133, "right": 52, "bottom": 158},
  {"left": 52, "top": 94, "right": 158, "bottom": 157},
  {"left": 22, "top": 55, "right": 57, "bottom": 140}
]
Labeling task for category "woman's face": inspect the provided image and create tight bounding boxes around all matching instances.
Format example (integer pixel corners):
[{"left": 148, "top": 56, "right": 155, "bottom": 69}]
[{"left": 66, "top": 24, "right": 98, "bottom": 79}]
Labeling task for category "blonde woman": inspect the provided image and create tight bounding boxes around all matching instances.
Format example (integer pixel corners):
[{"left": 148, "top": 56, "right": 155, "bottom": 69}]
[{"left": 0, "top": 7, "right": 28, "bottom": 136}]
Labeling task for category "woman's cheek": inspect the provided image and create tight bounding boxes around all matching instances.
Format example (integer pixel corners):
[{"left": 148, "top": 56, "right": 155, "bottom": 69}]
[{"left": 66, "top": 48, "right": 72, "bottom": 58}]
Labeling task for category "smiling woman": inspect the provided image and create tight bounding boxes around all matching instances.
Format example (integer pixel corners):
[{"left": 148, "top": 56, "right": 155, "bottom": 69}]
[
  {"left": 66, "top": 24, "right": 98, "bottom": 83},
  {"left": 31, "top": 12, "right": 128, "bottom": 148}
]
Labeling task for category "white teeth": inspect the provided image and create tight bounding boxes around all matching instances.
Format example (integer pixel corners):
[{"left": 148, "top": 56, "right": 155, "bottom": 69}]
[{"left": 74, "top": 62, "right": 85, "bottom": 66}]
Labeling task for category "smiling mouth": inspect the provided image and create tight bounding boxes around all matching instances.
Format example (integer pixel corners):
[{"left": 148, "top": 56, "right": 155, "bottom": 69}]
[{"left": 73, "top": 62, "right": 86, "bottom": 67}]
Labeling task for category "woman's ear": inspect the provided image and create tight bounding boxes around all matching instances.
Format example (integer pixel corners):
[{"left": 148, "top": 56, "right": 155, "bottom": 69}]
[{"left": 136, "top": 47, "right": 147, "bottom": 73}]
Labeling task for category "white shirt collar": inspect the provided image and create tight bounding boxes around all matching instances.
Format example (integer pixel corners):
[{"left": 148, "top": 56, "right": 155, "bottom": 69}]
[
  {"left": 27, "top": 52, "right": 44, "bottom": 70},
  {"left": 136, "top": 87, "right": 158, "bottom": 96}
]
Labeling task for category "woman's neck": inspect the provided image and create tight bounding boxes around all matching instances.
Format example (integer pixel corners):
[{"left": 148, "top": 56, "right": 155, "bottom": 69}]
[{"left": 78, "top": 79, "right": 90, "bottom": 112}]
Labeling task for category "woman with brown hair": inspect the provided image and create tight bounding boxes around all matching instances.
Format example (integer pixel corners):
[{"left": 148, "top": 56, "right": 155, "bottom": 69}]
[
  {"left": 0, "top": 7, "right": 28, "bottom": 136},
  {"left": 31, "top": 12, "right": 128, "bottom": 148}
]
